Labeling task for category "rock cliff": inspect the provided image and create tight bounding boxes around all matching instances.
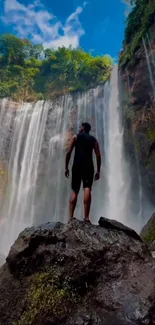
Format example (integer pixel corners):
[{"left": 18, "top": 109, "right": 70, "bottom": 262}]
[
  {"left": 0, "top": 218, "right": 155, "bottom": 325},
  {"left": 119, "top": 22, "right": 155, "bottom": 207}
]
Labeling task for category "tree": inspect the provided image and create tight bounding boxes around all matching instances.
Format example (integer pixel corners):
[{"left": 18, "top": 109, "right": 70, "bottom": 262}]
[
  {"left": 0, "top": 33, "right": 113, "bottom": 100},
  {"left": 0, "top": 34, "right": 26, "bottom": 66},
  {"left": 44, "top": 48, "right": 54, "bottom": 59},
  {"left": 30, "top": 44, "right": 44, "bottom": 60}
]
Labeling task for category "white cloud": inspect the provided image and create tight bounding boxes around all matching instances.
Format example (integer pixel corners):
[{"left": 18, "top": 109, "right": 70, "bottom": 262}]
[
  {"left": 29, "top": 0, "right": 44, "bottom": 9},
  {"left": 67, "top": 6, "right": 83, "bottom": 22},
  {"left": 1, "top": 0, "right": 86, "bottom": 48},
  {"left": 4, "top": 0, "right": 26, "bottom": 12},
  {"left": 83, "top": 2, "right": 88, "bottom": 7},
  {"left": 122, "top": 0, "right": 133, "bottom": 17}
]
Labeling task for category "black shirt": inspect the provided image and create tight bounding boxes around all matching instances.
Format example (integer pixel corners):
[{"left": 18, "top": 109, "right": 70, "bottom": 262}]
[{"left": 73, "top": 132, "right": 96, "bottom": 170}]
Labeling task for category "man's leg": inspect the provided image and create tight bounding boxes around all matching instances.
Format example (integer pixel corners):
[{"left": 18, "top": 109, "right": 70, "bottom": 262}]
[
  {"left": 69, "top": 166, "right": 81, "bottom": 222},
  {"left": 69, "top": 191, "right": 78, "bottom": 221},
  {"left": 84, "top": 188, "right": 91, "bottom": 221},
  {"left": 83, "top": 168, "right": 94, "bottom": 222}
]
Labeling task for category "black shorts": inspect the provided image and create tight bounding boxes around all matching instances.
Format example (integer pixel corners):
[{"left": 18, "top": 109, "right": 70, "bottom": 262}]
[{"left": 71, "top": 166, "right": 94, "bottom": 194}]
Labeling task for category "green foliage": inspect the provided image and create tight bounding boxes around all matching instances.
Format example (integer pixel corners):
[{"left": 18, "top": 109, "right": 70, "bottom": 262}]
[
  {"left": 0, "top": 34, "right": 26, "bottom": 66},
  {"left": 147, "top": 129, "right": 155, "bottom": 142},
  {"left": 120, "top": 0, "right": 155, "bottom": 66},
  {"left": 14, "top": 272, "right": 79, "bottom": 325},
  {"left": 135, "top": 139, "right": 140, "bottom": 152},
  {"left": 0, "top": 34, "right": 113, "bottom": 101},
  {"left": 36, "top": 48, "right": 113, "bottom": 96},
  {"left": 143, "top": 226, "right": 155, "bottom": 244},
  {"left": 124, "top": 0, "right": 147, "bottom": 45},
  {"left": 124, "top": 102, "right": 135, "bottom": 120}
]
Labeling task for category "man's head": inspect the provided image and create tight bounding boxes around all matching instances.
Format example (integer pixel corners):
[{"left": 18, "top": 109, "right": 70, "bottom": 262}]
[{"left": 79, "top": 122, "right": 91, "bottom": 134}]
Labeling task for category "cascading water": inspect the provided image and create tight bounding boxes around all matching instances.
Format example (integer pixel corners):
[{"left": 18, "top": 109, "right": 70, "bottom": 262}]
[
  {"left": 105, "top": 66, "right": 131, "bottom": 224},
  {"left": 0, "top": 101, "right": 49, "bottom": 253},
  {"left": 0, "top": 66, "right": 135, "bottom": 255},
  {"left": 0, "top": 89, "right": 106, "bottom": 255},
  {"left": 146, "top": 33, "right": 155, "bottom": 68},
  {"left": 143, "top": 37, "right": 155, "bottom": 97}
]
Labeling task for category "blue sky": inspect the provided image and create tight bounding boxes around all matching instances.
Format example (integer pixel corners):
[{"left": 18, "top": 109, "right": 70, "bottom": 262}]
[{"left": 0, "top": 0, "right": 131, "bottom": 59}]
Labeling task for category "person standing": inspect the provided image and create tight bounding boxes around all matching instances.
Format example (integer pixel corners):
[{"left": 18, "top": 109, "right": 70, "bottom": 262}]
[{"left": 65, "top": 122, "right": 101, "bottom": 223}]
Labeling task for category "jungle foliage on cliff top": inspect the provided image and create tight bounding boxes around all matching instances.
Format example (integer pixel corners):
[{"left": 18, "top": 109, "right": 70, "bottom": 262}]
[
  {"left": 0, "top": 34, "right": 113, "bottom": 101},
  {"left": 120, "top": 0, "right": 155, "bottom": 66}
]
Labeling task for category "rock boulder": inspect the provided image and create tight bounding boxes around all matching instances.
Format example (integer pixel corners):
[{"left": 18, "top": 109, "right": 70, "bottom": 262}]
[{"left": 0, "top": 218, "right": 155, "bottom": 325}]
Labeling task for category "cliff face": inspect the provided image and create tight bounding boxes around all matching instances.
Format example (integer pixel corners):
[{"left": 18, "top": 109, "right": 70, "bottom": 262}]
[{"left": 119, "top": 22, "right": 155, "bottom": 206}]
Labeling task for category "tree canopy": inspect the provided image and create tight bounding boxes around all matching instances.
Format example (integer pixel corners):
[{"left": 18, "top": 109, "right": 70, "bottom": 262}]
[{"left": 0, "top": 34, "right": 113, "bottom": 101}]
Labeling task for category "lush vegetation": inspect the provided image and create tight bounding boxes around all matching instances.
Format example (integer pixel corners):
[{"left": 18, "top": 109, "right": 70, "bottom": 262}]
[
  {"left": 0, "top": 34, "right": 113, "bottom": 101},
  {"left": 120, "top": 0, "right": 155, "bottom": 66}
]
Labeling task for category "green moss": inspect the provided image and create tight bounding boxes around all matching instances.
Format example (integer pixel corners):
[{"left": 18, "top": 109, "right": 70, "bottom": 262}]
[
  {"left": 119, "top": 0, "right": 155, "bottom": 67},
  {"left": 124, "top": 103, "right": 135, "bottom": 120},
  {"left": 120, "top": 31, "right": 143, "bottom": 67},
  {"left": 143, "top": 226, "right": 155, "bottom": 244},
  {"left": 14, "top": 272, "right": 79, "bottom": 325},
  {"left": 147, "top": 129, "right": 155, "bottom": 142},
  {"left": 135, "top": 139, "right": 140, "bottom": 152}
]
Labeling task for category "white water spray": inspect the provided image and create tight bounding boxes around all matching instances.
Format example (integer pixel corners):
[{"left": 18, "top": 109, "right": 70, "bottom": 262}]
[
  {"left": 106, "top": 66, "right": 130, "bottom": 224},
  {"left": 0, "top": 101, "right": 49, "bottom": 253}
]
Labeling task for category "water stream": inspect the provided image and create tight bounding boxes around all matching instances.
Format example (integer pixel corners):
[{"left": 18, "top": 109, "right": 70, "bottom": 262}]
[
  {"left": 143, "top": 37, "right": 155, "bottom": 98},
  {"left": 106, "top": 66, "right": 131, "bottom": 224},
  {"left": 146, "top": 33, "right": 155, "bottom": 68}
]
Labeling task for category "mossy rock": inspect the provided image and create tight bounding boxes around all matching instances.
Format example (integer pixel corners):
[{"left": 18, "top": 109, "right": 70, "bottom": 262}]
[
  {"left": 14, "top": 272, "right": 79, "bottom": 325},
  {"left": 140, "top": 212, "right": 155, "bottom": 248},
  {"left": 147, "top": 129, "right": 155, "bottom": 142},
  {"left": 1, "top": 218, "right": 155, "bottom": 325}
]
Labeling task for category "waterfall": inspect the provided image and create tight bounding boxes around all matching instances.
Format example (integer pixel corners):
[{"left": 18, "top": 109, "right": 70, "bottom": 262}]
[
  {"left": 0, "top": 66, "right": 135, "bottom": 255},
  {"left": 0, "top": 89, "right": 106, "bottom": 255},
  {"left": 0, "top": 101, "right": 49, "bottom": 253},
  {"left": 106, "top": 66, "right": 131, "bottom": 224},
  {"left": 146, "top": 33, "right": 155, "bottom": 68},
  {"left": 143, "top": 37, "right": 155, "bottom": 98}
]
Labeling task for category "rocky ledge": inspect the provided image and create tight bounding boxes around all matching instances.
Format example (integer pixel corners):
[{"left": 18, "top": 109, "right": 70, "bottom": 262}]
[{"left": 0, "top": 217, "right": 155, "bottom": 325}]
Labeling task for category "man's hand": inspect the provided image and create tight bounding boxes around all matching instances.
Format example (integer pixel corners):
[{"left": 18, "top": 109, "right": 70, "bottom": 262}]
[
  {"left": 94, "top": 172, "right": 100, "bottom": 181},
  {"left": 65, "top": 168, "right": 69, "bottom": 178}
]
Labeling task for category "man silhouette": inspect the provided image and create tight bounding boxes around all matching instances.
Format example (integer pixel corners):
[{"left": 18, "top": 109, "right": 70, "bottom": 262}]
[{"left": 65, "top": 122, "right": 101, "bottom": 223}]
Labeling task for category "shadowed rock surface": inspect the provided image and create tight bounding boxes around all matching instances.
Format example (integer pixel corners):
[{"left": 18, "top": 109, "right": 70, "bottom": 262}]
[
  {"left": 0, "top": 218, "right": 155, "bottom": 325},
  {"left": 99, "top": 217, "right": 141, "bottom": 241}
]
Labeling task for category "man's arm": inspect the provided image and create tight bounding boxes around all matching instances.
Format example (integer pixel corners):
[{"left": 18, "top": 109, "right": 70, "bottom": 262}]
[
  {"left": 65, "top": 135, "right": 77, "bottom": 178},
  {"left": 94, "top": 140, "right": 101, "bottom": 181}
]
